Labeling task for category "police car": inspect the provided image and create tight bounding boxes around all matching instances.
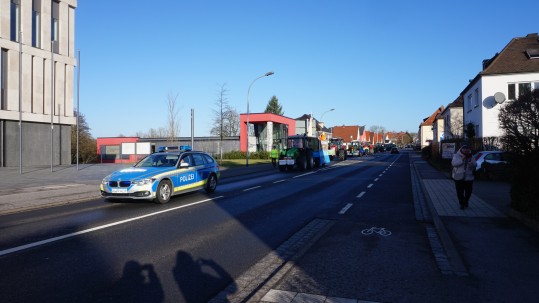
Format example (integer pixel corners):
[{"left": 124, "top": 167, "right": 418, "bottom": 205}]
[{"left": 100, "top": 147, "right": 219, "bottom": 204}]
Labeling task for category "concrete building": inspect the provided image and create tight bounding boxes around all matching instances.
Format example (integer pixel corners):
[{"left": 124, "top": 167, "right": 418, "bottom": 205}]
[{"left": 0, "top": 0, "right": 77, "bottom": 167}]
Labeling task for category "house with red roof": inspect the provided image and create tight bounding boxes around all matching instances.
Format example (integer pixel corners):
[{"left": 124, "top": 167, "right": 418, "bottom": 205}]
[{"left": 419, "top": 106, "right": 444, "bottom": 148}]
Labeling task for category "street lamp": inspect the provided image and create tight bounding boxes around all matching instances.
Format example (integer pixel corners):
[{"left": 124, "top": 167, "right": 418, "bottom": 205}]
[
  {"left": 246, "top": 71, "right": 274, "bottom": 167},
  {"left": 318, "top": 108, "right": 334, "bottom": 137},
  {"left": 319, "top": 108, "right": 335, "bottom": 124}
]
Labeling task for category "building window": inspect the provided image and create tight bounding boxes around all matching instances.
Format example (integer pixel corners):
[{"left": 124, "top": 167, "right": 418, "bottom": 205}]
[
  {"left": 474, "top": 88, "right": 479, "bottom": 107},
  {"left": 10, "top": 0, "right": 20, "bottom": 42},
  {"left": 32, "top": 0, "right": 42, "bottom": 48},
  {"left": 467, "top": 94, "right": 472, "bottom": 112},
  {"left": 1, "top": 49, "right": 7, "bottom": 110},
  {"left": 508, "top": 83, "right": 516, "bottom": 100},
  {"left": 519, "top": 83, "right": 532, "bottom": 97},
  {"left": 51, "top": 1, "right": 59, "bottom": 52}
]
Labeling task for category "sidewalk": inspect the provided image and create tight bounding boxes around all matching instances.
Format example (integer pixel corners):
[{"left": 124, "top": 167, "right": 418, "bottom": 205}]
[{"left": 0, "top": 163, "right": 273, "bottom": 215}]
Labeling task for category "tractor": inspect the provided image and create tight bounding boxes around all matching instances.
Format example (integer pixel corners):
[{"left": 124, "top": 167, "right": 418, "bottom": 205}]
[
  {"left": 328, "top": 137, "right": 347, "bottom": 161},
  {"left": 278, "top": 135, "right": 329, "bottom": 171},
  {"left": 347, "top": 140, "right": 363, "bottom": 157}
]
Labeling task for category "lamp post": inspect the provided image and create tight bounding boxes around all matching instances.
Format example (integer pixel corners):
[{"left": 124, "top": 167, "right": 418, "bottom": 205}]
[
  {"left": 319, "top": 108, "right": 334, "bottom": 125},
  {"left": 318, "top": 108, "right": 334, "bottom": 138},
  {"left": 246, "top": 71, "right": 274, "bottom": 167}
]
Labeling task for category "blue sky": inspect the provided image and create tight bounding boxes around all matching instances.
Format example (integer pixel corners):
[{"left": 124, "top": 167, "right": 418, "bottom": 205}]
[{"left": 76, "top": 0, "right": 538, "bottom": 138}]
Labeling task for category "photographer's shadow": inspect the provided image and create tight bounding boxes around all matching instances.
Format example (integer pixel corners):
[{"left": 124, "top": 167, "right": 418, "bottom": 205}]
[
  {"left": 110, "top": 260, "right": 164, "bottom": 303},
  {"left": 173, "top": 250, "right": 237, "bottom": 302}
]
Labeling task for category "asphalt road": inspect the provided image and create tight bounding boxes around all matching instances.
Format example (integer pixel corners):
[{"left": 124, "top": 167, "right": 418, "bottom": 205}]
[
  {"left": 4, "top": 152, "right": 537, "bottom": 303},
  {"left": 0, "top": 154, "right": 389, "bottom": 302}
]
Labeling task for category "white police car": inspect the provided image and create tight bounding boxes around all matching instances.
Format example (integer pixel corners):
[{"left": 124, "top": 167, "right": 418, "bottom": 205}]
[{"left": 100, "top": 148, "right": 219, "bottom": 204}]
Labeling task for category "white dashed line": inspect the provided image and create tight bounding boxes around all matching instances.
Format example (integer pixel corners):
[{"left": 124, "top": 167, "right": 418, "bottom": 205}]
[
  {"left": 367, "top": 183, "right": 374, "bottom": 188},
  {"left": 273, "top": 180, "right": 286, "bottom": 184},
  {"left": 243, "top": 186, "right": 261, "bottom": 192},
  {"left": 293, "top": 171, "right": 316, "bottom": 178},
  {"left": 356, "top": 191, "right": 366, "bottom": 198},
  {"left": 374, "top": 178, "right": 379, "bottom": 182},
  {"left": 338, "top": 203, "right": 353, "bottom": 214}
]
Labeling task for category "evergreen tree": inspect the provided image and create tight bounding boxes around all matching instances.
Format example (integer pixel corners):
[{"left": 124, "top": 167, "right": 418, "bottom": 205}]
[{"left": 264, "top": 95, "right": 284, "bottom": 115}]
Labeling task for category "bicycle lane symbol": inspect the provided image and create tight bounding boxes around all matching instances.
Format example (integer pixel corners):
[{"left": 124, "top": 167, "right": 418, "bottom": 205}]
[{"left": 361, "top": 227, "right": 392, "bottom": 237}]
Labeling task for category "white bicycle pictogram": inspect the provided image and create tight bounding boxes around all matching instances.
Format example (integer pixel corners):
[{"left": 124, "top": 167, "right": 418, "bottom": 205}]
[{"left": 361, "top": 227, "right": 392, "bottom": 237}]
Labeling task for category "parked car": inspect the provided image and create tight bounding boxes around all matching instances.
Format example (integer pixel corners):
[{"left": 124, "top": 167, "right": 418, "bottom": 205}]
[
  {"left": 473, "top": 151, "right": 510, "bottom": 179},
  {"left": 100, "top": 148, "right": 219, "bottom": 204}
]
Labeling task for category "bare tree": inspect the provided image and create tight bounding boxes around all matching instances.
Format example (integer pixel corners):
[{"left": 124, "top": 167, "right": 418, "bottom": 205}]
[
  {"left": 211, "top": 83, "right": 229, "bottom": 140},
  {"left": 167, "top": 92, "right": 181, "bottom": 143},
  {"left": 369, "top": 125, "right": 386, "bottom": 143},
  {"left": 224, "top": 107, "right": 240, "bottom": 136},
  {"left": 210, "top": 83, "right": 241, "bottom": 136}
]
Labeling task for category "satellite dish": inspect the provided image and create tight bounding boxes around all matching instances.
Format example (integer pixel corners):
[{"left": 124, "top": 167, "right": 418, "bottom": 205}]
[{"left": 494, "top": 92, "right": 506, "bottom": 104}]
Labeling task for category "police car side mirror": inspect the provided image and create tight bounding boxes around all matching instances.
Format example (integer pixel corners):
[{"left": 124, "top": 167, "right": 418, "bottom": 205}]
[{"left": 180, "top": 162, "right": 189, "bottom": 168}]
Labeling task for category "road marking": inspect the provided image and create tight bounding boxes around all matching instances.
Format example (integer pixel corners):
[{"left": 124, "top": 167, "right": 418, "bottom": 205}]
[
  {"left": 0, "top": 196, "right": 224, "bottom": 257},
  {"left": 367, "top": 183, "right": 373, "bottom": 188},
  {"left": 374, "top": 178, "right": 379, "bottom": 182},
  {"left": 379, "top": 174, "right": 383, "bottom": 177},
  {"left": 273, "top": 180, "right": 286, "bottom": 184},
  {"left": 356, "top": 191, "right": 366, "bottom": 198},
  {"left": 339, "top": 203, "right": 353, "bottom": 214},
  {"left": 243, "top": 186, "right": 261, "bottom": 191},
  {"left": 293, "top": 171, "right": 316, "bottom": 178}
]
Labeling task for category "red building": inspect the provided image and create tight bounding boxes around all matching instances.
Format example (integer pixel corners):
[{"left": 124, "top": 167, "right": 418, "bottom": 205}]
[{"left": 239, "top": 113, "right": 296, "bottom": 152}]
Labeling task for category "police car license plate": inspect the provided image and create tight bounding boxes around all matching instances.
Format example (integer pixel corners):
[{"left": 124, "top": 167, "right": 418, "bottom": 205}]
[{"left": 112, "top": 188, "right": 128, "bottom": 193}]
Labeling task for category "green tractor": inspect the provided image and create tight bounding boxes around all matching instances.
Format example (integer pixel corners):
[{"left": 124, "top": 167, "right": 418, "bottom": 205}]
[{"left": 278, "top": 135, "right": 329, "bottom": 171}]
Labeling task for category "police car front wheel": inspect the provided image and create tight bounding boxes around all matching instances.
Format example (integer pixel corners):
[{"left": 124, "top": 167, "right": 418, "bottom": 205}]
[{"left": 155, "top": 180, "right": 172, "bottom": 204}]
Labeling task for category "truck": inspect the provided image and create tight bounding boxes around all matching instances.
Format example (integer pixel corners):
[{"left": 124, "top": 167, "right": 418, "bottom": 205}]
[
  {"left": 328, "top": 137, "right": 347, "bottom": 161},
  {"left": 278, "top": 134, "right": 330, "bottom": 171}
]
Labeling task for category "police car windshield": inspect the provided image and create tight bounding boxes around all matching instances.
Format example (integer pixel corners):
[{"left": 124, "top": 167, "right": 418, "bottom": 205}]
[{"left": 135, "top": 154, "right": 179, "bottom": 168}]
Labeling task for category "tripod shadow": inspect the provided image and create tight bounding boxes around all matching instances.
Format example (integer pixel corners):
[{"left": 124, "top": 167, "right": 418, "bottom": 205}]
[{"left": 173, "top": 250, "right": 237, "bottom": 302}]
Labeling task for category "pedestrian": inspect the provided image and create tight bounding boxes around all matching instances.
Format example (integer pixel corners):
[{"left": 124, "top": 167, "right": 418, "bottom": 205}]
[
  {"left": 270, "top": 145, "right": 279, "bottom": 167},
  {"left": 451, "top": 144, "right": 477, "bottom": 209}
]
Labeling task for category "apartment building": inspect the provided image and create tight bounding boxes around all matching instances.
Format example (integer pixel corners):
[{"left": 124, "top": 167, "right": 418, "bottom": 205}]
[{"left": 0, "top": 0, "right": 77, "bottom": 166}]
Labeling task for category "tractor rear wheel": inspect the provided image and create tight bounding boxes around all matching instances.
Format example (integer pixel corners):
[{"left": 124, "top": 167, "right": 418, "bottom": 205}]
[
  {"left": 297, "top": 155, "right": 307, "bottom": 170},
  {"left": 307, "top": 150, "right": 314, "bottom": 169}
]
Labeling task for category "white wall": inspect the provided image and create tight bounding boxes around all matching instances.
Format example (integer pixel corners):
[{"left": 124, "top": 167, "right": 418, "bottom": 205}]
[{"left": 463, "top": 72, "right": 539, "bottom": 137}]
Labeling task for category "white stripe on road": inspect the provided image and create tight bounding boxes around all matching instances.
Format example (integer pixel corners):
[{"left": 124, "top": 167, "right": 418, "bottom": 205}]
[
  {"left": 374, "top": 178, "right": 379, "bottom": 182},
  {"left": 273, "top": 180, "right": 286, "bottom": 184},
  {"left": 339, "top": 203, "right": 353, "bottom": 214},
  {"left": 243, "top": 186, "right": 261, "bottom": 191},
  {"left": 356, "top": 191, "right": 366, "bottom": 198},
  {"left": 367, "top": 183, "right": 374, "bottom": 188},
  {"left": 293, "top": 171, "right": 316, "bottom": 178},
  {"left": 0, "top": 196, "right": 223, "bottom": 257}
]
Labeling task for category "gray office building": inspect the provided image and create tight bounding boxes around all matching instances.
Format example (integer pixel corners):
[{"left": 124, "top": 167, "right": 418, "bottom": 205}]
[{"left": 0, "top": 0, "right": 77, "bottom": 166}]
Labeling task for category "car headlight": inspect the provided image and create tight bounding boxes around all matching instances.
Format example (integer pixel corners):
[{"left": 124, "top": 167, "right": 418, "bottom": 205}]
[{"left": 133, "top": 178, "right": 155, "bottom": 186}]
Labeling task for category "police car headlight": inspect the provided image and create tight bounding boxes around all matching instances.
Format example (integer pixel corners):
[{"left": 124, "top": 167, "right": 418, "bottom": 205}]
[{"left": 134, "top": 178, "right": 154, "bottom": 186}]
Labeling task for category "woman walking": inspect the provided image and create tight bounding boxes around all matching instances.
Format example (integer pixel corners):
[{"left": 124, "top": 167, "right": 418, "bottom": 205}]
[{"left": 451, "top": 144, "right": 477, "bottom": 209}]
